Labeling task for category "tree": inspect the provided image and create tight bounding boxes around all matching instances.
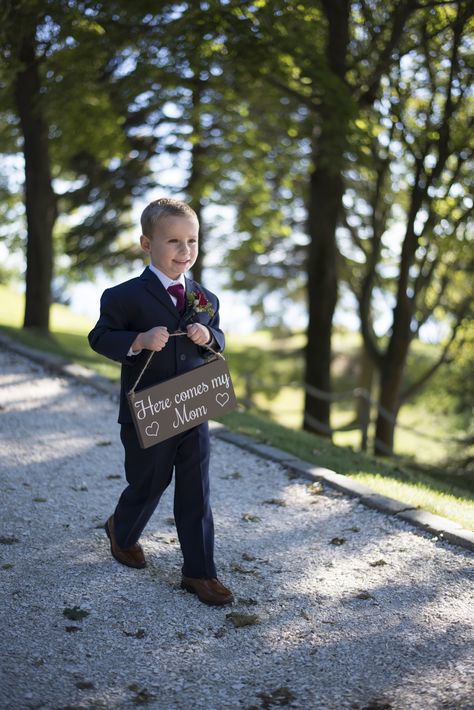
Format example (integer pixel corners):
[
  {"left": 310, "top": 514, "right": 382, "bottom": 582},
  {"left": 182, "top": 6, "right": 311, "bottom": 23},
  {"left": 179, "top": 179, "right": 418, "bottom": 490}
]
[
  {"left": 0, "top": 1, "right": 165, "bottom": 331},
  {"left": 1, "top": 2, "right": 57, "bottom": 331},
  {"left": 343, "top": 1, "right": 473, "bottom": 453},
  {"left": 211, "top": 0, "right": 424, "bottom": 436}
]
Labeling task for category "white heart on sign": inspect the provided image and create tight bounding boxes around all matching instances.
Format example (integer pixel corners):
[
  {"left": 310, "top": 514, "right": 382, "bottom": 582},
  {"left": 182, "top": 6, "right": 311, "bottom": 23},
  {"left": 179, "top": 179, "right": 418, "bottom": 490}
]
[
  {"left": 216, "top": 392, "right": 229, "bottom": 407},
  {"left": 145, "top": 421, "right": 160, "bottom": 437}
]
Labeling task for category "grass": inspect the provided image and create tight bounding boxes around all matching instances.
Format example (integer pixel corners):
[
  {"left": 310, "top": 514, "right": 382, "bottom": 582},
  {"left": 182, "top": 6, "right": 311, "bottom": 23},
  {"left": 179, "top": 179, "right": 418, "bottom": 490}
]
[
  {"left": 218, "top": 410, "right": 473, "bottom": 530},
  {"left": 2, "top": 283, "right": 472, "bottom": 530},
  {"left": 0, "top": 285, "right": 119, "bottom": 380}
]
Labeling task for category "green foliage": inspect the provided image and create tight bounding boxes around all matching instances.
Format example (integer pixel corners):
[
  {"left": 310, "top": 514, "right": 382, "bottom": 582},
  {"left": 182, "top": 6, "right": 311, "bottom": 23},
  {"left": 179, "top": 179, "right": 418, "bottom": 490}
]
[{"left": 0, "top": 0, "right": 170, "bottom": 281}]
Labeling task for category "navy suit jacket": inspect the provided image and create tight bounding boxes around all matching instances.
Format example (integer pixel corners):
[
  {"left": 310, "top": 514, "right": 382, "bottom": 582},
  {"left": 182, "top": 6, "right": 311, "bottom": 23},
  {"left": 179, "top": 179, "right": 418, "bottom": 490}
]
[{"left": 88, "top": 267, "right": 225, "bottom": 424}]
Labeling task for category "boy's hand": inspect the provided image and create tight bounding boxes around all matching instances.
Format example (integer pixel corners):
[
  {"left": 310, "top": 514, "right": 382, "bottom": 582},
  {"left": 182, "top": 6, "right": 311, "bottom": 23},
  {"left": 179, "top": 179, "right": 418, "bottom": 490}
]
[
  {"left": 186, "top": 323, "right": 211, "bottom": 346},
  {"left": 132, "top": 326, "right": 169, "bottom": 352}
]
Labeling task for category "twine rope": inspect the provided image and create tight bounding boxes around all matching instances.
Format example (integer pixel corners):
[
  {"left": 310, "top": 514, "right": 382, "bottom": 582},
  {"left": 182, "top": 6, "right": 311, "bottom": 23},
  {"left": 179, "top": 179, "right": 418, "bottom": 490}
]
[{"left": 128, "top": 331, "right": 224, "bottom": 395}]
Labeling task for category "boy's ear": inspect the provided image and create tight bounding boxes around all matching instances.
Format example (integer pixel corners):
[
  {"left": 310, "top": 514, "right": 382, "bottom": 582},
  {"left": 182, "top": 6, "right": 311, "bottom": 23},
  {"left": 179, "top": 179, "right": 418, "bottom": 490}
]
[{"left": 140, "top": 234, "right": 151, "bottom": 253}]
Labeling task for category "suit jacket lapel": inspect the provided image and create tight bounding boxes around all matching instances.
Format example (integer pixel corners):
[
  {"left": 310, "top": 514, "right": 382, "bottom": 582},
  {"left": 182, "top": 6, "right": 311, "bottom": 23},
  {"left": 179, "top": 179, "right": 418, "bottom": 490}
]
[
  {"left": 181, "top": 276, "right": 200, "bottom": 323},
  {"left": 140, "top": 266, "right": 177, "bottom": 318},
  {"left": 184, "top": 276, "right": 198, "bottom": 299}
]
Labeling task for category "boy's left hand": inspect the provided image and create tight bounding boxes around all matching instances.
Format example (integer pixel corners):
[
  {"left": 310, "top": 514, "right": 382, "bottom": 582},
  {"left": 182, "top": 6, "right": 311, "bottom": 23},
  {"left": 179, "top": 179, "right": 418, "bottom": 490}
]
[{"left": 187, "top": 323, "right": 211, "bottom": 346}]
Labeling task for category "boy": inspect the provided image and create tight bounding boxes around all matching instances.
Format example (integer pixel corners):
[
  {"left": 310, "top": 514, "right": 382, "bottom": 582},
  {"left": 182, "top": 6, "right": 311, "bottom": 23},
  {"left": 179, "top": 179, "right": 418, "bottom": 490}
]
[{"left": 88, "top": 197, "right": 233, "bottom": 606}]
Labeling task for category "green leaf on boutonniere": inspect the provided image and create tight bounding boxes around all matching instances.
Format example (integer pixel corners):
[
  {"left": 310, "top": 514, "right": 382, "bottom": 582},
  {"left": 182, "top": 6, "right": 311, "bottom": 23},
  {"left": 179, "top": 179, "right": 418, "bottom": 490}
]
[{"left": 184, "top": 289, "right": 215, "bottom": 320}]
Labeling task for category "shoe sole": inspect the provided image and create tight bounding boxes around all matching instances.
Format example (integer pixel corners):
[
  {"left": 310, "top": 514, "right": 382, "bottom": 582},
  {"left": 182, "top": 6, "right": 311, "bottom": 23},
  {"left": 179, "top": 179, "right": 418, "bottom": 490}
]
[
  {"left": 180, "top": 581, "right": 234, "bottom": 606},
  {"left": 104, "top": 521, "right": 146, "bottom": 569}
]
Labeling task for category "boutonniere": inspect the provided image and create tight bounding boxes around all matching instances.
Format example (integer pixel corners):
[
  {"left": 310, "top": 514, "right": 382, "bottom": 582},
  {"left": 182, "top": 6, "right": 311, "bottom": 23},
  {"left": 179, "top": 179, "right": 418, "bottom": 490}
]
[{"left": 184, "top": 289, "right": 215, "bottom": 319}]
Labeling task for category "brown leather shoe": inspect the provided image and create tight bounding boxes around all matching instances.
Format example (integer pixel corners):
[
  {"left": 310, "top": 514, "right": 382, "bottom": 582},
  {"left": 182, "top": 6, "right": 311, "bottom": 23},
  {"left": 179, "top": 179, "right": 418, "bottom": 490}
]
[
  {"left": 181, "top": 576, "right": 234, "bottom": 606},
  {"left": 104, "top": 515, "right": 146, "bottom": 569}
]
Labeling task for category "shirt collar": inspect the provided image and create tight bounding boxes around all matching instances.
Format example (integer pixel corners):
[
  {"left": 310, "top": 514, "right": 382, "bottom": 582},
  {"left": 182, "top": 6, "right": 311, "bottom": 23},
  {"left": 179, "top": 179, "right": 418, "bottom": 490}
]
[{"left": 148, "top": 263, "right": 186, "bottom": 291}]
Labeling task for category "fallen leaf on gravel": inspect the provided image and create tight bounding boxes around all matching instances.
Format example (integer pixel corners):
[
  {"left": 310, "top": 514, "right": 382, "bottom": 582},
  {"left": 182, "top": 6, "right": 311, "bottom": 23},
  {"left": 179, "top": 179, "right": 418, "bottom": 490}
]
[
  {"left": 63, "top": 606, "right": 89, "bottom": 621},
  {"left": 106, "top": 474, "right": 121, "bottom": 480},
  {"left": 0, "top": 536, "right": 19, "bottom": 545},
  {"left": 242, "top": 513, "right": 261, "bottom": 522},
  {"left": 131, "top": 687, "right": 156, "bottom": 705},
  {"left": 33, "top": 497, "right": 47, "bottom": 503},
  {"left": 306, "top": 482, "right": 323, "bottom": 495},
  {"left": 221, "top": 471, "right": 242, "bottom": 480},
  {"left": 237, "top": 598, "right": 258, "bottom": 606},
  {"left": 355, "top": 591, "right": 374, "bottom": 600},
  {"left": 329, "top": 537, "right": 346, "bottom": 545},
  {"left": 226, "top": 612, "right": 261, "bottom": 628},
  {"left": 262, "top": 498, "right": 286, "bottom": 507},
  {"left": 230, "top": 562, "right": 257, "bottom": 575},
  {"left": 257, "top": 686, "right": 295, "bottom": 707},
  {"left": 124, "top": 629, "right": 146, "bottom": 638},
  {"left": 322, "top": 620, "right": 336, "bottom": 625},
  {"left": 96, "top": 440, "right": 111, "bottom": 447},
  {"left": 161, "top": 537, "right": 177, "bottom": 545},
  {"left": 370, "top": 559, "right": 388, "bottom": 567},
  {"left": 242, "top": 552, "right": 256, "bottom": 561},
  {"left": 165, "top": 517, "right": 175, "bottom": 525},
  {"left": 65, "top": 626, "right": 81, "bottom": 633},
  {"left": 348, "top": 526, "right": 360, "bottom": 532},
  {"left": 75, "top": 681, "right": 94, "bottom": 689},
  {"left": 214, "top": 627, "right": 226, "bottom": 638},
  {"left": 2, "top": 563, "right": 14, "bottom": 570}
]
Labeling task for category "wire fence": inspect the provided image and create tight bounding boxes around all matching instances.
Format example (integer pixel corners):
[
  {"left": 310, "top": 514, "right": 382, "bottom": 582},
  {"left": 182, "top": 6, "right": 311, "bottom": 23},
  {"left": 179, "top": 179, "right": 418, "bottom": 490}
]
[{"left": 236, "top": 373, "right": 463, "bottom": 456}]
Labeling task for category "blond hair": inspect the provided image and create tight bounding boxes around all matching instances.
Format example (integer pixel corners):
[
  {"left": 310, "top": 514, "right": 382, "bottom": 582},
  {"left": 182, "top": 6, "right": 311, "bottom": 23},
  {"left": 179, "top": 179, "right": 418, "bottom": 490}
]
[{"left": 140, "top": 198, "right": 198, "bottom": 236}]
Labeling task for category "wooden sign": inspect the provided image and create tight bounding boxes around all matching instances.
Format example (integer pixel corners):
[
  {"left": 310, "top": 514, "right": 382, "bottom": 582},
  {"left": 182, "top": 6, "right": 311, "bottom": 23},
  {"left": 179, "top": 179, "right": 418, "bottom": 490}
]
[{"left": 127, "top": 357, "right": 237, "bottom": 448}]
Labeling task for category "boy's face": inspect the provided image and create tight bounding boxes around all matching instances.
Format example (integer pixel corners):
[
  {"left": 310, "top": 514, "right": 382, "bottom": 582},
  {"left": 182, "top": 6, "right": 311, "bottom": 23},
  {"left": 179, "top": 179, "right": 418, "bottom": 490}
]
[{"left": 140, "top": 215, "right": 199, "bottom": 280}]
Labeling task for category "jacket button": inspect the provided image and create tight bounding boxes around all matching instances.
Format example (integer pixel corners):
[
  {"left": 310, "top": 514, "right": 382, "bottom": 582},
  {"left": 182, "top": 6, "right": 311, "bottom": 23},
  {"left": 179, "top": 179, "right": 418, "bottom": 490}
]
[{"left": 180, "top": 354, "right": 186, "bottom": 361}]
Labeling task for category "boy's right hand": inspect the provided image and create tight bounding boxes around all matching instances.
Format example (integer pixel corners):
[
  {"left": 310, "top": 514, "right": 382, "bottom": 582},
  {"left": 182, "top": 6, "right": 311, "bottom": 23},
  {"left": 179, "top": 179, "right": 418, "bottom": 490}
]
[{"left": 132, "top": 327, "right": 169, "bottom": 353}]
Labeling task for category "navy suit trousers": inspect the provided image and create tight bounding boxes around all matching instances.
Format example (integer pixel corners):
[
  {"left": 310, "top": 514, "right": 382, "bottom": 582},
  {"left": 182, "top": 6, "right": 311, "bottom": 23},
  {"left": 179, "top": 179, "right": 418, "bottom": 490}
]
[{"left": 114, "top": 422, "right": 217, "bottom": 579}]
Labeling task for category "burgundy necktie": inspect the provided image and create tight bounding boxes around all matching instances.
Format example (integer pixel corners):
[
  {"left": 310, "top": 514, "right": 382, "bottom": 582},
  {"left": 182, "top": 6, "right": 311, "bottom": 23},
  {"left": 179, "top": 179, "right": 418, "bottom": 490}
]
[{"left": 167, "top": 283, "right": 185, "bottom": 313}]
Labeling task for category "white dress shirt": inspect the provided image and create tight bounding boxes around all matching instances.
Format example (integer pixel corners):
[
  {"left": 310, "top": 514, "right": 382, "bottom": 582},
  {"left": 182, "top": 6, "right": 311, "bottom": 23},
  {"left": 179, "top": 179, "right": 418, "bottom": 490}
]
[{"left": 127, "top": 266, "right": 185, "bottom": 356}]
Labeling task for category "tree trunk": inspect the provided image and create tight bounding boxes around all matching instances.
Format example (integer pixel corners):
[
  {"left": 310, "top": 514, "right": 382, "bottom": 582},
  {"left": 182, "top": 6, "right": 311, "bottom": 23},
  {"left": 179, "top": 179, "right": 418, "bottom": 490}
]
[
  {"left": 192, "top": 201, "right": 204, "bottom": 284},
  {"left": 14, "top": 24, "right": 56, "bottom": 333},
  {"left": 303, "top": 0, "right": 350, "bottom": 437},
  {"left": 374, "top": 279, "right": 414, "bottom": 455},
  {"left": 357, "top": 346, "right": 374, "bottom": 451},
  {"left": 303, "top": 161, "right": 341, "bottom": 436},
  {"left": 187, "top": 73, "right": 206, "bottom": 285}
]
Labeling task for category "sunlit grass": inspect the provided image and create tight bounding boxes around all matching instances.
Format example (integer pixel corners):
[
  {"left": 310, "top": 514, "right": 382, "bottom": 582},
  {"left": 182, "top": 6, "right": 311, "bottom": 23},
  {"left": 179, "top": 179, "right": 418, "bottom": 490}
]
[
  {"left": 0, "top": 284, "right": 92, "bottom": 333},
  {"left": 220, "top": 410, "right": 474, "bottom": 530},
  {"left": 0, "top": 284, "right": 120, "bottom": 380},
  {"left": 352, "top": 473, "right": 474, "bottom": 531}
]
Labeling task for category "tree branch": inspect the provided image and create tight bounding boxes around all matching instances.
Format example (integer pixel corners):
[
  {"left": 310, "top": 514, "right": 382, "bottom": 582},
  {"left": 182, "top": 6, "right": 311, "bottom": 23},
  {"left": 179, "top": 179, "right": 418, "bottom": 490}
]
[
  {"left": 358, "top": 0, "right": 419, "bottom": 106},
  {"left": 401, "top": 301, "right": 471, "bottom": 401}
]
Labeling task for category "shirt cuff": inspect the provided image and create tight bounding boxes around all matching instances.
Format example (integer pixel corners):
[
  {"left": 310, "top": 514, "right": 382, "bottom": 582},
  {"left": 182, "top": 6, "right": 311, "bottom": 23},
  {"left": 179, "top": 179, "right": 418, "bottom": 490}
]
[
  {"left": 205, "top": 330, "right": 216, "bottom": 348},
  {"left": 127, "top": 346, "right": 142, "bottom": 356}
]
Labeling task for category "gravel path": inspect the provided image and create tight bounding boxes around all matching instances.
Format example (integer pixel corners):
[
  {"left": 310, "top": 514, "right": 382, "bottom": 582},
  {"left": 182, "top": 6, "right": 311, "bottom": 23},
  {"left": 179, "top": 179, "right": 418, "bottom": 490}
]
[{"left": 1, "top": 348, "right": 473, "bottom": 710}]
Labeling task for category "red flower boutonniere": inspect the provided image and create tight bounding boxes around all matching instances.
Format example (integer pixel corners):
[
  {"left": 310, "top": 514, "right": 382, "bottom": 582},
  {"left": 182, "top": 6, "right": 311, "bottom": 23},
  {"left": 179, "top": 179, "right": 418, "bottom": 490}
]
[{"left": 186, "top": 290, "right": 215, "bottom": 318}]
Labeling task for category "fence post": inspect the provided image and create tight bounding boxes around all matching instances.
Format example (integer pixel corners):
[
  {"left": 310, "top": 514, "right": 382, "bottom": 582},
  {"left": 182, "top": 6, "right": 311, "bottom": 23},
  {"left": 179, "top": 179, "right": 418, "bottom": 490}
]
[{"left": 357, "top": 389, "right": 370, "bottom": 452}]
